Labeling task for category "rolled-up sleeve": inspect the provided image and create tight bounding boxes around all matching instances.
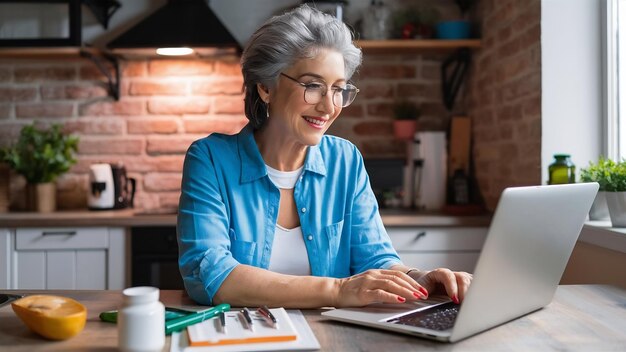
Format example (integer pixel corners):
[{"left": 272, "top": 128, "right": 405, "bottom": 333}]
[
  {"left": 348, "top": 146, "right": 402, "bottom": 274},
  {"left": 177, "top": 141, "right": 239, "bottom": 305}
]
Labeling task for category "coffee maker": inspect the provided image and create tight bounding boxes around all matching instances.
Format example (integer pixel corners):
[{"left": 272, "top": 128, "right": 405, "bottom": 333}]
[{"left": 88, "top": 163, "right": 136, "bottom": 210}]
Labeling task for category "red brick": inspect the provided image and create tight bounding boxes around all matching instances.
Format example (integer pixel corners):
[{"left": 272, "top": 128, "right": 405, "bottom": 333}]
[
  {"left": 213, "top": 96, "right": 244, "bottom": 114},
  {"left": 149, "top": 60, "right": 214, "bottom": 76},
  {"left": 0, "top": 104, "right": 10, "bottom": 119},
  {"left": 501, "top": 74, "right": 540, "bottom": 101},
  {"left": 56, "top": 173, "right": 87, "bottom": 192},
  {"left": 497, "top": 104, "right": 522, "bottom": 121},
  {"left": 420, "top": 63, "right": 440, "bottom": 80},
  {"left": 191, "top": 78, "right": 243, "bottom": 95},
  {"left": 146, "top": 136, "right": 200, "bottom": 155},
  {"left": 214, "top": 60, "right": 242, "bottom": 76},
  {"left": 512, "top": 3, "right": 540, "bottom": 33},
  {"left": 361, "top": 83, "right": 393, "bottom": 99},
  {"left": 79, "top": 64, "right": 111, "bottom": 80},
  {"left": 522, "top": 95, "right": 540, "bottom": 118},
  {"left": 78, "top": 137, "right": 144, "bottom": 155},
  {"left": 366, "top": 103, "right": 393, "bottom": 117},
  {"left": 158, "top": 192, "right": 181, "bottom": 211},
  {"left": 419, "top": 102, "right": 447, "bottom": 118},
  {"left": 497, "top": 37, "right": 521, "bottom": 59},
  {"left": 151, "top": 155, "right": 185, "bottom": 172},
  {"left": 353, "top": 121, "right": 392, "bottom": 136},
  {"left": 130, "top": 81, "right": 188, "bottom": 96},
  {"left": 0, "top": 68, "right": 11, "bottom": 82},
  {"left": 128, "top": 117, "right": 180, "bottom": 134},
  {"left": 183, "top": 115, "right": 248, "bottom": 135},
  {"left": 496, "top": 53, "right": 531, "bottom": 82},
  {"left": 16, "top": 103, "right": 74, "bottom": 118},
  {"left": 499, "top": 143, "right": 519, "bottom": 159},
  {"left": 56, "top": 188, "right": 88, "bottom": 210},
  {"left": 359, "top": 65, "right": 416, "bottom": 79},
  {"left": 122, "top": 61, "right": 147, "bottom": 77},
  {"left": 41, "top": 84, "right": 108, "bottom": 100},
  {"left": 79, "top": 100, "right": 144, "bottom": 116},
  {"left": 63, "top": 118, "right": 125, "bottom": 135},
  {"left": 339, "top": 104, "right": 364, "bottom": 118},
  {"left": 15, "top": 67, "right": 76, "bottom": 82},
  {"left": 0, "top": 87, "right": 37, "bottom": 102},
  {"left": 519, "top": 24, "right": 540, "bottom": 52},
  {"left": 148, "top": 98, "right": 210, "bottom": 115},
  {"left": 144, "top": 173, "right": 182, "bottom": 191},
  {"left": 133, "top": 191, "right": 159, "bottom": 211}
]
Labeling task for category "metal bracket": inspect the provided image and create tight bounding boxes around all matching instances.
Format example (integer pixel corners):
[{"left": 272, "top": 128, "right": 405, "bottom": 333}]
[{"left": 80, "top": 49, "right": 120, "bottom": 100}]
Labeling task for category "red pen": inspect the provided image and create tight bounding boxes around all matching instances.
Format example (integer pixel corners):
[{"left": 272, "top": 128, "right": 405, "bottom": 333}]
[{"left": 257, "top": 305, "right": 278, "bottom": 329}]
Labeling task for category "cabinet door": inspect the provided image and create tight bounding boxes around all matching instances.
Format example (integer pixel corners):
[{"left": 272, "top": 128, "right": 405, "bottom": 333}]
[
  {"left": 387, "top": 227, "right": 488, "bottom": 272},
  {"left": 13, "top": 227, "right": 111, "bottom": 290}
]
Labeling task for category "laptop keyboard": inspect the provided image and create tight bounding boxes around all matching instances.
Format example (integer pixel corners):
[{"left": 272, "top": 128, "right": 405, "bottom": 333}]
[{"left": 386, "top": 302, "right": 459, "bottom": 331}]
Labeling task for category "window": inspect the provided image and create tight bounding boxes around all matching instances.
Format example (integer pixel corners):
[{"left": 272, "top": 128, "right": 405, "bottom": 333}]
[{"left": 607, "top": 0, "right": 624, "bottom": 160}]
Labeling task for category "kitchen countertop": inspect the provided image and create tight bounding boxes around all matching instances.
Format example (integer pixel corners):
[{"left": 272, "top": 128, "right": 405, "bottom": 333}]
[{"left": 0, "top": 209, "right": 492, "bottom": 228}]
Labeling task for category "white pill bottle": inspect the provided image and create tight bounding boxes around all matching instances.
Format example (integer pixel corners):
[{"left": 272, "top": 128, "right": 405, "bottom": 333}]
[{"left": 118, "top": 286, "right": 165, "bottom": 352}]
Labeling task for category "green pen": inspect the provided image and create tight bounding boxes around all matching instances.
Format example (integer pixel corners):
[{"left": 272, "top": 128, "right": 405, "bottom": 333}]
[{"left": 165, "top": 303, "right": 231, "bottom": 335}]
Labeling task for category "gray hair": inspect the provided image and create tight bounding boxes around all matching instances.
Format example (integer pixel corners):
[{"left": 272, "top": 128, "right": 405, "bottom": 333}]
[{"left": 240, "top": 4, "right": 362, "bottom": 129}]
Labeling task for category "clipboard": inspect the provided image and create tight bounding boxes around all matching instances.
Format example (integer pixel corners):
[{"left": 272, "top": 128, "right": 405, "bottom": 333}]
[
  {"left": 171, "top": 309, "right": 320, "bottom": 352},
  {"left": 187, "top": 308, "right": 296, "bottom": 347}
]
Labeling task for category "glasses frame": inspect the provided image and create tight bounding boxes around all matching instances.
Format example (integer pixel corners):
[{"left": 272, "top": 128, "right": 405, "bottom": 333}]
[{"left": 280, "top": 72, "right": 359, "bottom": 108}]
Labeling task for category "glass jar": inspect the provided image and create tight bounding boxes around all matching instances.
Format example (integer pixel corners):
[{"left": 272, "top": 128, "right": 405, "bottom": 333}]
[
  {"left": 548, "top": 154, "right": 576, "bottom": 185},
  {"left": 118, "top": 286, "right": 165, "bottom": 352}
]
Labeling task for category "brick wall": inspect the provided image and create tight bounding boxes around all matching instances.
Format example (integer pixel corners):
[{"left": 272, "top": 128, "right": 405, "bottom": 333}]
[
  {"left": 0, "top": 52, "right": 447, "bottom": 211},
  {"left": 466, "top": 0, "right": 542, "bottom": 210},
  {"left": 0, "top": 1, "right": 543, "bottom": 212}
]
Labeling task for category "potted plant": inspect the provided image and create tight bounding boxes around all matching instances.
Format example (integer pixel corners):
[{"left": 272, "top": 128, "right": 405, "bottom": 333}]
[
  {"left": 603, "top": 159, "right": 626, "bottom": 227},
  {"left": 1, "top": 123, "right": 79, "bottom": 213},
  {"left": 392, "top": 100, "right": 421, "bottom": 140},
  {"left": 580, "top": 157, "right": 612, "bottom": 220}
]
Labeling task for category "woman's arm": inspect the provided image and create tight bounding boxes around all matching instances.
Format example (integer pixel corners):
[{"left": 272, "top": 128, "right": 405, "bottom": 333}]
[{"left": 214, "top": 264, "right": 430, "bottom": 308}]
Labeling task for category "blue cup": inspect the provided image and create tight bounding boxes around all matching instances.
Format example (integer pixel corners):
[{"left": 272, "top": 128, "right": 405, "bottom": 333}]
[{"left": 436, "top": 20, "right": 471, "bottom": 39}]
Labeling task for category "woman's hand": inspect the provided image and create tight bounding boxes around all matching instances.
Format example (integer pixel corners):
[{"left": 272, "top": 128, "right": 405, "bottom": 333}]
[
  {"left": 334, "top": 269, "right": 430, "bottom": 307},
  {"left": 410, "top": 268, "right": 473, "bottom": 304}
]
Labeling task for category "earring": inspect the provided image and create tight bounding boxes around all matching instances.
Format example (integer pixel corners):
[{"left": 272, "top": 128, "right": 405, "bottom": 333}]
[{"left": 265, "top": 102, "right": 270, "bottom": 119}]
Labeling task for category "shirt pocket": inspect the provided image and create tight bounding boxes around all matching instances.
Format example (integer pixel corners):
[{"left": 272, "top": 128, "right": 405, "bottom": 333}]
[
  {"left": 230, "top": 240, "right": 257, "bottom": 265},
  {"left": 324, "top": 220, "right": 344, "bottom": 270}
]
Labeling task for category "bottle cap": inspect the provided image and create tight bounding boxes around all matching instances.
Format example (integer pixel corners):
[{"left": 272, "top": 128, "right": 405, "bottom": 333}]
[{"left": 122, "top": 286, "right": 159, "bottom": 305}]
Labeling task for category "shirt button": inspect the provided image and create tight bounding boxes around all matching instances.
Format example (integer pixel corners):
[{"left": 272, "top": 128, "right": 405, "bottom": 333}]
[
  {"left": 301, "top": 207, "right": 307, "bottom": 213},
  {"left": 307, "top": 235, "right": 313, "bottom": 241}
]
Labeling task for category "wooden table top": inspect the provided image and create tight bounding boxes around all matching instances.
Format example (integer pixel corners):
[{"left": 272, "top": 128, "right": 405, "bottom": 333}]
[{"left": 0, "top": 285, "right": 625, "bottom": 351}]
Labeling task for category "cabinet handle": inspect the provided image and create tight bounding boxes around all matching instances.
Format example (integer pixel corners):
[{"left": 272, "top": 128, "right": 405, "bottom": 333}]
[
  {"left": 411, "top": 231, "right": 426, "bottom": 242},
  {"left": 42, "top": 231, "right": 77, "bottom": 236}
]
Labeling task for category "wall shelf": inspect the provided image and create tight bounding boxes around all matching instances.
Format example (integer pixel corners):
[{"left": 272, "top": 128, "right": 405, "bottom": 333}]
[{"left": 356, "top": 39, "right": 481, "bottom": 54}]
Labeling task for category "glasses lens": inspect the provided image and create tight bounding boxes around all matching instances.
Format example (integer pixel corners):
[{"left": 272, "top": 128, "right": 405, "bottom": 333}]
[
  {"left": 304, "top": 87, "right": 322, "bottom": 105},
  {"left": 340, "top": 86, "right": 358, "bottom": 107}
]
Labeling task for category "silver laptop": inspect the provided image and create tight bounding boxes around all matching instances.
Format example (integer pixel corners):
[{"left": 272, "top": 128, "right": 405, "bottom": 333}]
[{"left": 322, "top": 183, "right": 599, "bottom": 342}]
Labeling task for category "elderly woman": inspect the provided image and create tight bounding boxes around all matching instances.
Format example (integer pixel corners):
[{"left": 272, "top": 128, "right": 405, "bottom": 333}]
[{"left": 177, "top": 5, "right": 472, "bottom": 308}]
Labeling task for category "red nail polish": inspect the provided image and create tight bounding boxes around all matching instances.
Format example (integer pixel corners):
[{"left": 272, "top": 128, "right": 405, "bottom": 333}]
[
  {"left": 397, "top": 296, "right": 406, "bottom": 302},
  {"left": 413, "top": 292, "right": 420, "bottom": 298},
  {"left": 419, "top": 287, "right": 429, "bottom": 296},
  {"left": 452, "top": 295, "right": 459, "bottom": 304}
]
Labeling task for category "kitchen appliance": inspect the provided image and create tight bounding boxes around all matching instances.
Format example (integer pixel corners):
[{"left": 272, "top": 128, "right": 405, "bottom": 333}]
[{"left": 88, "top": 163, "right": 136, "bottom": 210}]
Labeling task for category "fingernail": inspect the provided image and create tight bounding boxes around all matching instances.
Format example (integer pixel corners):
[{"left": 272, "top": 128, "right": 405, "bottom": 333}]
[
  {"left": 397, "top": 296, "right": 406, "bottom": 302},
  {"left": 452, "top": 295, "right": 459, "bottom": 304},
  {"left": 413, "top": 292, "right": 421, "bottom": 299},
  {"left": 419, "top": 287, "right": 429, "bottom": 296}
]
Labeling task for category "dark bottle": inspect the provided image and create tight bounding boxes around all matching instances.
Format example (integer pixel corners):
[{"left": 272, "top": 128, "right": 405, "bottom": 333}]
[{"left": 548, "top": 154, "right": 575, "bottom": 184}]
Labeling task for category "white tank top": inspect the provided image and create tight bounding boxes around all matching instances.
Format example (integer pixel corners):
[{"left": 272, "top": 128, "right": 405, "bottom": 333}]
[{"left": 266, "top": 164, "right": 311, "bottom": 276}]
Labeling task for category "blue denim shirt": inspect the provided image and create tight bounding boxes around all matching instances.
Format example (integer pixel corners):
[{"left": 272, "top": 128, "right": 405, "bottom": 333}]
[{"left": 177, "top": 126, "right": 402, "bottom": 305}]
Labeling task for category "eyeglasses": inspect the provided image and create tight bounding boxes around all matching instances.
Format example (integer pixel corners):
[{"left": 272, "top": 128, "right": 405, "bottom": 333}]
[{"left": 280, "top": 73, "right": 359, "bottom": 108}]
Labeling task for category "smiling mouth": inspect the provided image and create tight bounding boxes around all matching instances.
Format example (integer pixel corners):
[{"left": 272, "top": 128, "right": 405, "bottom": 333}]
[{"left": 303, "top": 116, "right": 327, "bottom": 128}]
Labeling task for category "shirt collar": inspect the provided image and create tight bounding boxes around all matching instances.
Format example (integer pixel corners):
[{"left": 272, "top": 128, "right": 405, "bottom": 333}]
[{"left": 238, "top": 125, "right": 327, "bottom": 184}]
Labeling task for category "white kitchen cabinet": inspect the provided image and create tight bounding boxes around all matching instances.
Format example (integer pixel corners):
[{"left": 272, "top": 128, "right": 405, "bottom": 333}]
[
  {"left": 0, "top": 227, "right": 125, "bottom": 290},
  {"left": 386, "top": 227, "right": 488, "bottom": 273}
]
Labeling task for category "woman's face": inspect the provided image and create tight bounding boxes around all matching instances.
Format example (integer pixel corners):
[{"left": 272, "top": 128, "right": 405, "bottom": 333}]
[{"left": 261, "top": 48, "right": 346, "bottom": 146}]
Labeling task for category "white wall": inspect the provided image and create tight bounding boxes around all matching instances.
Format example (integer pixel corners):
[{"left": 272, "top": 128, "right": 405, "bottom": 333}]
[{"left": 541, "top": 0, "right": 603, "bottom": 183}]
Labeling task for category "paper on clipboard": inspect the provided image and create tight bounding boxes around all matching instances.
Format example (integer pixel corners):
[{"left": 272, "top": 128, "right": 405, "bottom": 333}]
[{"left": 170, "top": 309, "right": 320, "bottom": 352}]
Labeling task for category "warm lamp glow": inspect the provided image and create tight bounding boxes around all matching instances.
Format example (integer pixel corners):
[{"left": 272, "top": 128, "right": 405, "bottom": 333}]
[{"left": 156, "top": 47, "right": 194, "bottom": 56}]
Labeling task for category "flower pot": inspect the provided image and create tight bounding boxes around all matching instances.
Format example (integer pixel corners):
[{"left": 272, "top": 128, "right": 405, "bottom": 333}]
[
  {"left": 606, "top": 191, "right": 626, "bottom": 227},
  {"left": 589, "top": 191, "right": 610, "bottom": 220},
  {"left": 393, "top": 120, "right": 417, "bottom": 140},
  {"left": 26, "top": 182, "right": 56, "bottom": 213},
  {"left": 436, "top": 20, "right": 471, "bottom": 39}
]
